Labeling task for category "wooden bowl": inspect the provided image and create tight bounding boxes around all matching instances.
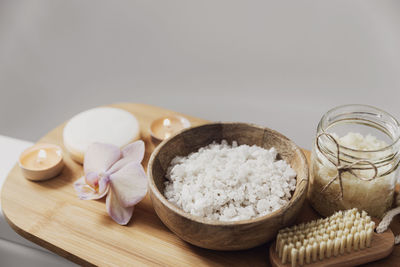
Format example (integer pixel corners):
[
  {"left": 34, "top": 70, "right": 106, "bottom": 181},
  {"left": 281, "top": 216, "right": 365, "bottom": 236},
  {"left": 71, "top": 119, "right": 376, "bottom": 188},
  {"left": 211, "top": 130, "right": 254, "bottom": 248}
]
[{"left": 147, "top": 122, "right": 309, "bottom": 250}]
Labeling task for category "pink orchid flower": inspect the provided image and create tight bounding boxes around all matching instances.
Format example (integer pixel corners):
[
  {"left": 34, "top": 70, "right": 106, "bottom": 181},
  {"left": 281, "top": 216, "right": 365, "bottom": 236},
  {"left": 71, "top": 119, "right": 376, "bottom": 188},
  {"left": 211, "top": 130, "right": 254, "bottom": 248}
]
[{"left": 74, "top": 141, "right": 148, "bottom": 225}]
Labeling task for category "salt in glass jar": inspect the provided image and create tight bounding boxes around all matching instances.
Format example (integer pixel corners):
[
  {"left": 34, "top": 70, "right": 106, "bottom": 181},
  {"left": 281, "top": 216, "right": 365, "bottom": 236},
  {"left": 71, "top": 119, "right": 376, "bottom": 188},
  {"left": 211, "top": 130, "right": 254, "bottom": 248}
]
[{"left": 308, "top": 104, "right": 400, "bottom": 218}]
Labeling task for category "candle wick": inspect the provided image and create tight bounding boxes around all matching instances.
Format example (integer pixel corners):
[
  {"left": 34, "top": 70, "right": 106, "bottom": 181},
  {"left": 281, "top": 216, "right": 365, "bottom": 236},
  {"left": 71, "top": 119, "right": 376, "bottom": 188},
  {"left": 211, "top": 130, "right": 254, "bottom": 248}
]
[
  {"left": 37, "top": 149, "right": 47, "bottom": 164},
  {"left": 163, "top": 118, "right": 171, "bottom": 128}
]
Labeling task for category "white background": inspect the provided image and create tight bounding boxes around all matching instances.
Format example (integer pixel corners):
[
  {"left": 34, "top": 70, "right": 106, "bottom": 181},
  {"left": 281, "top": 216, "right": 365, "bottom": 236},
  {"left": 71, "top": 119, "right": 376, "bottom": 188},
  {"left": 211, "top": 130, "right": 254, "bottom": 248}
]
[{"left": 1, "top": 0, "right": 399, "bottom": 149}]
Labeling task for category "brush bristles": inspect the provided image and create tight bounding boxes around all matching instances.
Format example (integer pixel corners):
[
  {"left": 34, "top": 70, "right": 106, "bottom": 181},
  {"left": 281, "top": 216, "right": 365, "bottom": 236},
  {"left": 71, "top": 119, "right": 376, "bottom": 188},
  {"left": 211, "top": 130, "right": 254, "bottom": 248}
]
[{"left": 275, "top": 208, "right": 374, "bottom": 267}]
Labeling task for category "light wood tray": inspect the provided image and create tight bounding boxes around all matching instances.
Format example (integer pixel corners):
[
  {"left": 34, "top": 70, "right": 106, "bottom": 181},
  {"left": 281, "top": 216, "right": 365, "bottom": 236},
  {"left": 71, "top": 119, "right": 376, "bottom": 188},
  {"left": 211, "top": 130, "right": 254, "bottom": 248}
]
[{"left": 1, "top": 103, "right": 399, "bottom": 266}]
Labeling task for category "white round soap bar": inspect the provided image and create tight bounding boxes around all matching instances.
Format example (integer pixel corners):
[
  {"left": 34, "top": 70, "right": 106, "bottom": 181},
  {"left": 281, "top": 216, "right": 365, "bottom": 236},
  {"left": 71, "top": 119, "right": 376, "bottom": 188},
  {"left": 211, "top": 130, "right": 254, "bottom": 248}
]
[{"left": 63, "top": 107, "right": 140, "bottom": 164}]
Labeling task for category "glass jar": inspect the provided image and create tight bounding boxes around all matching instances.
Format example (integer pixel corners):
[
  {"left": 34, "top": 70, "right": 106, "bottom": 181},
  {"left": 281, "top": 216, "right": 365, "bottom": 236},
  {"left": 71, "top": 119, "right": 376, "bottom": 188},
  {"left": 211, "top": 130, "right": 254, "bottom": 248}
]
[{"left": 308, "top": 104, "right": 400, "bottom": 218}]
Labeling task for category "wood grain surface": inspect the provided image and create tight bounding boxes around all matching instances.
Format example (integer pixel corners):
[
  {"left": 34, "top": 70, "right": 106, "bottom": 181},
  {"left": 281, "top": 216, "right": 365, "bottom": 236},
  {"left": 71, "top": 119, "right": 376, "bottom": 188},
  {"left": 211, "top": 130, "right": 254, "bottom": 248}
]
[{"left": 1, "top": 103, "right": 400, "bottom": 266}]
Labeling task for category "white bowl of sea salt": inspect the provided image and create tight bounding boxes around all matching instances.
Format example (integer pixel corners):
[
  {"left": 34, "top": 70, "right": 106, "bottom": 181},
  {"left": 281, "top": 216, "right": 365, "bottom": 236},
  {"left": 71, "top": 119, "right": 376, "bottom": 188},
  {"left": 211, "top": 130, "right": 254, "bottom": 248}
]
[{"left": 148, "top": 122, "right": 309, "bottom": 250}]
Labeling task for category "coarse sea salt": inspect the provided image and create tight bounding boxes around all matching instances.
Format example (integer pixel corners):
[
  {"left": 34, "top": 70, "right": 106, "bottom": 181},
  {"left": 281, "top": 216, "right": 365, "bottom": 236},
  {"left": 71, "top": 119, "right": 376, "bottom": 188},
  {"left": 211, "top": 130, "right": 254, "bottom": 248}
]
[{"left": 164, "top": 140, "right": 297, "bottom": 221}]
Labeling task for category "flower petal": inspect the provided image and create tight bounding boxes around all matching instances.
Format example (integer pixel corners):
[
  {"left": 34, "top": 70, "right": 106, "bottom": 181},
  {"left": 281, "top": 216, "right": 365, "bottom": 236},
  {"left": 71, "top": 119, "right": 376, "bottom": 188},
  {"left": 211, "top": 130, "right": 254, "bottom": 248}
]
[
  {"left": 84, "top": 143, "right": 121, "bottom": 175},
  {"left": 109, "top": 162, "right": 148, "bottom": 207},
  {"left": 97, "top": 176, "right": 111, "bottom": 198},
  {"left": 85, "top": 172, "right": 99, "bottom": 188},
  {"left": 74, "top": 176, "right": 110, "bottom": 200},
  {"left": 106, "top": 187, "right": 134, "bottom": 225},
  {"left": 122, "top": 140, "right": 145, "bottom": 162},
  {"left": 107, "top": 141, "right": 145, "bottom": 174}
]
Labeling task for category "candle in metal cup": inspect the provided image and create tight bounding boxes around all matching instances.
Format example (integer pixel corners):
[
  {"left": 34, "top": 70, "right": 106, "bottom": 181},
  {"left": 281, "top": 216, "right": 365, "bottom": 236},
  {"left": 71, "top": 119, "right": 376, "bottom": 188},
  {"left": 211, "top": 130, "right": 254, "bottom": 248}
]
[
  {"left": 19, "top": 144, "right": 64, "bottom": 181},
  {"left": 150, "top": 116, "right": 190, "bottom": 144}
]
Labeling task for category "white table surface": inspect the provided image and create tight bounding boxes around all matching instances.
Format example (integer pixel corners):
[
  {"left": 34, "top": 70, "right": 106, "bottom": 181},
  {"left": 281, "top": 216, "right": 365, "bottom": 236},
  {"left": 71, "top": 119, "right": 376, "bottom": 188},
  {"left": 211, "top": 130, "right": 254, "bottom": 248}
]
[
  {"left": 0, "top": 135, "right": 76, "bottom": 267},
  {"left": 0, "top": 136, "right": 32, "bottom": 205}
]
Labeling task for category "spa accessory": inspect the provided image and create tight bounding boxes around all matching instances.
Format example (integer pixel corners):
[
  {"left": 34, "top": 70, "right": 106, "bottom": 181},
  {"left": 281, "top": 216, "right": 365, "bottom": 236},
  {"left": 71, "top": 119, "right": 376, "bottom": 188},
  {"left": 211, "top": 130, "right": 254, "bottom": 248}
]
[
  {"left": 19, "top": 143, "right": 64, "bottom": 181},
  {"left": 150, "top": 115, "right": 190, "bottom": 145},
  {"left": 148, "top": 122, "right": 308, "bottom": 250},
  {"left": 73, "top": 141, "right": 147, "bottom": 225},
  {"left": 308, "top": 104, "right": 400, "bottom": 218},
  {"left": 269, "top": 208, "right": 395, "bottom": 267},
  {"left": 63, "top": 107, "right": 140, "bottom": 164}
]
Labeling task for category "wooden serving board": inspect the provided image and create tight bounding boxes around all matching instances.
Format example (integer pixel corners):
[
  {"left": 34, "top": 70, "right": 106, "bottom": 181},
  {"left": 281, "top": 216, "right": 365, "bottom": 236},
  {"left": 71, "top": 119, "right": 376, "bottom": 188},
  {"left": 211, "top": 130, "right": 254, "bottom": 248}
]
[{"left": 1, "top": 103, "right": 400, "bottom": 266}]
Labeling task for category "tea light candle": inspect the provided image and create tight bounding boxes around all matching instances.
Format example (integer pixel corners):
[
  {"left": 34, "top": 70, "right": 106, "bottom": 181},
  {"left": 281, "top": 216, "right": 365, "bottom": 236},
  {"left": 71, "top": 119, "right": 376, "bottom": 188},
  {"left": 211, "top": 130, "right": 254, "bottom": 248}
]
[
  {"left": 19, "top": 144, "right": 64, "bottom": 181},
  {"left": 150, "top": 116, "right": 191, "bottom": 145}
]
